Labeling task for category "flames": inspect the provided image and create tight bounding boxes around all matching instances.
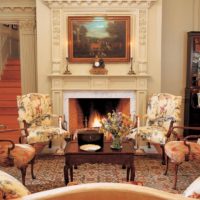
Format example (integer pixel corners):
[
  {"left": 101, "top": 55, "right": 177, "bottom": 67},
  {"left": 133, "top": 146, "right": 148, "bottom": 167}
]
[{"left": 89, "top": 112, "right": 102, "bottom": 128}]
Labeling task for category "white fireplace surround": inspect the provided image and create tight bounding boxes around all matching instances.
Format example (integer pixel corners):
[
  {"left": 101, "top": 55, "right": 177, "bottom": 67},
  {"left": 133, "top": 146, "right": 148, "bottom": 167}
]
[{"left": 64, "top": 90, "right": 136, "bottom": 129}]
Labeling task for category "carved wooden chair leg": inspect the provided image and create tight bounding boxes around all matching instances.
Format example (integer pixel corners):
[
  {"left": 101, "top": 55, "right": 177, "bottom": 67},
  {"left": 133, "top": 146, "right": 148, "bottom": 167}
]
[
  {"left": 147, "top": 142, "right": 151, "bottom": 148},
  {"left": 160, "top": 144, "right": 166, "bottom": 165},
  {"left": 20, "top": 166, "right": 27, "bottom": 185},
  {"left": 173, "top": 163, "right": 179, "bottom": 190},
  {"left": 122, "top": 164, "right": 126, "bottom": 169},
  {"left": 30, "top": 156, "right": 36, "bottom": 179},
  {"left": 164, "top": 156, "right": 169, "bottom": 175}
]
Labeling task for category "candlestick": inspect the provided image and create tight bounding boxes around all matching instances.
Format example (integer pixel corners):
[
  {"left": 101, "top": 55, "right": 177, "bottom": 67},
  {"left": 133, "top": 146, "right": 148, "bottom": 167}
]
[
  {"left": 59, "top": 116, "right": 62, "bottom": 129},
  {"left": 137, "top": 116, "right": 140, "bottom": 134},
  {"left": 128, "top": 57, "right": 136, "bottom": 75},
  {"left": 63, "top": 57, "right": 72, "bottom": 75},
  {"left": 135, "top": 115, "right": 145, "bottom": 154}
]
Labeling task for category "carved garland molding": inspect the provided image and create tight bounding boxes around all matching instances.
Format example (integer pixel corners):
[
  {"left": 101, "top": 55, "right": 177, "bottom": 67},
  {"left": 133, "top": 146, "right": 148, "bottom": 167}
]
[
  {"left": 43, "top": 0, "right": 157, "bottom": 8},
  {"left": 0, "top": 7, "right": 35, "bottom": 13},
  {"left": 0, "top": 0, "right": 35, "bottom": 13}
]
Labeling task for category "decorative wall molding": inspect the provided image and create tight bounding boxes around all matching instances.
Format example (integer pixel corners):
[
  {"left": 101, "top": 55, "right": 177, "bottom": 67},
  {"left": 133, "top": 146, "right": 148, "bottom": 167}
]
[
  {"left": 19, "top": 20, "right": 36, "bottom": 32},
  {"left": 0, "top": 0, "right": 36, "bottom": 18},
  {"left": 0, "top": 0, "right": 35, "bottom": 8},
  {"left": 139, "top": 9, "right": 147, "bottom": 45},
  {"left": 43, "top": 0, "right": 157, "bottom": 8}
]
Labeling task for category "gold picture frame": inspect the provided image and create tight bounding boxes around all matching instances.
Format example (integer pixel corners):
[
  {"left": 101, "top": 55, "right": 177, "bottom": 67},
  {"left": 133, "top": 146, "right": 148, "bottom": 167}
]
[{"left": 68, "top": 16, "right": 130, "bottom": 63}]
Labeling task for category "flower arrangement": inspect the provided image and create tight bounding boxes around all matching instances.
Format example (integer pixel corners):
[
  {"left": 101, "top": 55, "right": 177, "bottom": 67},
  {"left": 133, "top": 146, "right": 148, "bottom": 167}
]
[{"left": 100, "top": 111, "right": 135, "bottom": 138}]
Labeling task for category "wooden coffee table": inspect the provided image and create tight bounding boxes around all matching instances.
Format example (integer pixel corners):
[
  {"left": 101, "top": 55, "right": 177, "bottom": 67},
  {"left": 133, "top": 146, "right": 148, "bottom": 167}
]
[{"left": 64, "top": 141, "right": 135, "bottom": 185}]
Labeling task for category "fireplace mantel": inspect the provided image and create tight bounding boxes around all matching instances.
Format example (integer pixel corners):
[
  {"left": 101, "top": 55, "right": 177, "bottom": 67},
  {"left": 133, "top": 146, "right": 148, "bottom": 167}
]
[
  {"left": 49, "top": 74, "right": 149, "bottom": 90},
  {"left": 49, "top": 74, "right": 148, "bottom": 124}
]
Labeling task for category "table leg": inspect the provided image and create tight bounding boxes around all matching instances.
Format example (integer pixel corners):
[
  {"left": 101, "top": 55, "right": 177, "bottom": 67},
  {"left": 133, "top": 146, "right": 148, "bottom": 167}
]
[
  {"left": 130, "top": 163, "right": 135, "bottom": 181},
  {"left": 127, "top": 167, "right": 130, "bottom": 181},
  {"left": 70, "top": 166, "right": 73, "bottom": 182},
  {"left": 64, "top": 165, "right": 69, "bottom": 185}
]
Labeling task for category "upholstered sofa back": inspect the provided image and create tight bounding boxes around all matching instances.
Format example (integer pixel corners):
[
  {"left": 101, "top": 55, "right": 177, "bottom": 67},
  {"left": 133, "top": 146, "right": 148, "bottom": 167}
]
[{"left": 18, "top": 183, "right": 193, "bottom": 200}]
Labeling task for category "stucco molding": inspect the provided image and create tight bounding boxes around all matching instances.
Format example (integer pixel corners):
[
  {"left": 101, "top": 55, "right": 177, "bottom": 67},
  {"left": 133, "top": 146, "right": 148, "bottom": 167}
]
[
  {"left": 43, "top": 0, "right": 157, "bottom": 8},
  {"left": 19, "top": 20, "right": 36, "bottom": 32},
  {"left": 0, "top": 0, "right": 36, "bottom": 21}
]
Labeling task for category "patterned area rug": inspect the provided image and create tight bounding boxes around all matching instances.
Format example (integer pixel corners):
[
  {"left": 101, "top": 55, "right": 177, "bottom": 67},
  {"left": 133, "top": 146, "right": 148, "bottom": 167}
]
[{"left": 1, "top": 155, "right": 200, "bottom": 194}]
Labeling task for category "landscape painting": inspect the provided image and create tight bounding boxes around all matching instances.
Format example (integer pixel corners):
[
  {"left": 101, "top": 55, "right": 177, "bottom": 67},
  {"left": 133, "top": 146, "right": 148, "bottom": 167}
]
[{"left": 68, "top": 16, "right": 130, "bottom": 63}]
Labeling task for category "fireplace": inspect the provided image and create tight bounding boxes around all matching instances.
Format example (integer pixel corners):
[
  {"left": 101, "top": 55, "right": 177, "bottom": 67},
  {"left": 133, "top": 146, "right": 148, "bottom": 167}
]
[
  {"left": 69, "top": 98, "right": 130, "bottom": 133},
  {"left": 63, "top": 91, "right": 136, "bottom": 133}
]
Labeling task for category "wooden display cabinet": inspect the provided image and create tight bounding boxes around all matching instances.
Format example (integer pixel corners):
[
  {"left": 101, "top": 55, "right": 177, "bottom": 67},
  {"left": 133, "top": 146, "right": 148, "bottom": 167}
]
[{"left": 184, "top": 31, "right": 200, "bottom": 136}]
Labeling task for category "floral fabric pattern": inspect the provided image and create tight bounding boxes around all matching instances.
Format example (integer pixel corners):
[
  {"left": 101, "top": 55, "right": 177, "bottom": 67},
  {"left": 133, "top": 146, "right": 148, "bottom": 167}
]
[
  {"left": 17, "top": 93, "right": 52, "bottom": 126},
  {"left": 0, "top": 144, "right": 35, "bottom": 168},
  {"left": 27, "top": 126, "right": 69, "bottom": 144},
  {"left": 0, "top": 170, "right": 30, "bottom": 199},
  {"left": 165, "top": 141, "right": 200, "bottom": 164},
  {"left": 127, "top": 93, "right": 182, "bottom": 144},
  {"left": 17, "top": 93, "right": 69, "bottom": 145},
  {"left": 146, "top": 93, "right": 182, "bottom": 129}
]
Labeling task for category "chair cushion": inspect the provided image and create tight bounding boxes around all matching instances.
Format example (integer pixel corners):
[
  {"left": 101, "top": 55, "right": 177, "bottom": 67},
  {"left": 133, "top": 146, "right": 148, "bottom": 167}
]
[
  {"left": 165, "top": 141, "right": 200, "bottom": 164},
  {"left": 127, "top": 126, "right": 167, "bottom": 144},
  {"left": 0, "top": 170, "right": 30, "bottom": 199},
  {"left": 0, "top": 144, "right": 35, "bottom": 168},
  {"left": 27, "top": 126, "right": 69, "bottom": 144},
  {"left": 183, "top": 176, "right": 200, "bottom": 198}
]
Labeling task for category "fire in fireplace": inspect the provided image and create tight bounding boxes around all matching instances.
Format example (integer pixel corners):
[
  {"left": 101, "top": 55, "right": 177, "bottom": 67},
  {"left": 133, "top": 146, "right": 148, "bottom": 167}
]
[{"left": 69, "top": 98, "right": 130, "bottom": 133}]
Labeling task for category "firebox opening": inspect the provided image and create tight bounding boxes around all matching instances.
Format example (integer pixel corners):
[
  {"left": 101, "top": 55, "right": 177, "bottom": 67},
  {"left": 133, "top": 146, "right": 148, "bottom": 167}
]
[{"left": 69, "top": 98, "right": 130, "bottom": 133}]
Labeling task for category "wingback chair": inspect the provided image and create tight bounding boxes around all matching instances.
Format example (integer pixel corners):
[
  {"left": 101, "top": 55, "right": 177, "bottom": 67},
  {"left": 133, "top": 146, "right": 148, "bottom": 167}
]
[
  {"left": 164, "top": 126, "right": 200, "bottom": 189},
  {"left": 17, "top": 93, "right": 69, "bottom": 155},
  {"left": 0, "top": 128, "right": 36, "bottom": 185},
  {"left": 127, "top": 93, "right": 182, "bottom": 164}
]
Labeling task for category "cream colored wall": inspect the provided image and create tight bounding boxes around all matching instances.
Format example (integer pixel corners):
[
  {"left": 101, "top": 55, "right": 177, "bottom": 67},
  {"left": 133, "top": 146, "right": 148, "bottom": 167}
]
[
  {"left": 36, "top": 0, "right": 51, "bottom": 93},
  {"left": 148, "top": 0, "right": 162, "bottom": 96},
  {"left": 161, "top": 0, "right": 200, "bottom": 96}
]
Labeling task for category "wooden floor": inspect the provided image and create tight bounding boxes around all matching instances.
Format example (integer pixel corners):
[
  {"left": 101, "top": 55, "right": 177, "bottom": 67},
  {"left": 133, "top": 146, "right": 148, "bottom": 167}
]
[{"left": 0, "top": 58, "right": 21, "bottom": 143}]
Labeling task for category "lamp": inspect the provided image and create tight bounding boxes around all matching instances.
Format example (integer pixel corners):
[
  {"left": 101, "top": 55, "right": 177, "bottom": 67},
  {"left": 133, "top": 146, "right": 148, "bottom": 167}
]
[
  {"left": 63, "top": 57, "right": 71, "bottom": 75},
  {"left": 128, "top": 57, "right": 136, "bottom": 75}
]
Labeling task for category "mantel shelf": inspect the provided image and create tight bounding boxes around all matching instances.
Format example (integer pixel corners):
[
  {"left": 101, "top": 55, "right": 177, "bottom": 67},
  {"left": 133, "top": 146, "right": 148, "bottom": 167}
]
[{"left": 48, "top": 74, "right": 150, "bottom": 78}]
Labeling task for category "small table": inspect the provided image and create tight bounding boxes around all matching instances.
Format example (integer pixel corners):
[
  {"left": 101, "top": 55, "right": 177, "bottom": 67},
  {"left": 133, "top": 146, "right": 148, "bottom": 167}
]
[{"left": 64, "top": 141, "right": 135, "bottom": 185}]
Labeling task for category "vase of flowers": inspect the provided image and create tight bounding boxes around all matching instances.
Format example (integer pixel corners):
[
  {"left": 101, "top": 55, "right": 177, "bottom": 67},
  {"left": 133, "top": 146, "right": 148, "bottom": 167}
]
[{"left": 100, "top": 111, "right": 135, "bottom": 150}]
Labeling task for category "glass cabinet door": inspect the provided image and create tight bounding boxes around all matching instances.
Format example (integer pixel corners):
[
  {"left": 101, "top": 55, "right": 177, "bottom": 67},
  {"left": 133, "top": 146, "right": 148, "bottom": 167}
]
[
  {"left": 184, "top": 31, "right": 200, "bottom": 136},
  {"left": 191, "top": 35, "right": 200, "bottom": 87}
]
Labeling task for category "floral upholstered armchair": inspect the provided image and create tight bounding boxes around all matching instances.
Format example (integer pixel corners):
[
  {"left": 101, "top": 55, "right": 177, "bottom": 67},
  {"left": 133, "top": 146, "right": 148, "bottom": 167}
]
[
  {"left": 164, "top": 126, "right": 200, "bottom": 189},
  {"left": 127, "top": 93, "right": 182, "bottom": 164},
  {"left": 17, "top": 93, "right": 69, "bottom": 155},
  {"left": 0, "top": 128, "right": 36, "bottom": 185}
]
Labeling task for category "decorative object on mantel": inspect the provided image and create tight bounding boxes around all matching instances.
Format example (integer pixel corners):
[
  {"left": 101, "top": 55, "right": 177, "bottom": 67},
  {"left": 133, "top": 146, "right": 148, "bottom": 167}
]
[
  {"left": 90, "top": 56, "right": 108, "bottom": 75},
  {"left": 63, "top": 57, "right": 71, "bottom": 75},
  {"left": 128, "top": 57, "right": 136, "bottom": 75}
]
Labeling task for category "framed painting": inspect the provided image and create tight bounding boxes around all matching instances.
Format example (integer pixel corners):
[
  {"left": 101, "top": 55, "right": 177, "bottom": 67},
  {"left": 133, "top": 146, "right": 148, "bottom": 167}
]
[{"left": 68, "top": 16, "right": 130, "bottom": 63}]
